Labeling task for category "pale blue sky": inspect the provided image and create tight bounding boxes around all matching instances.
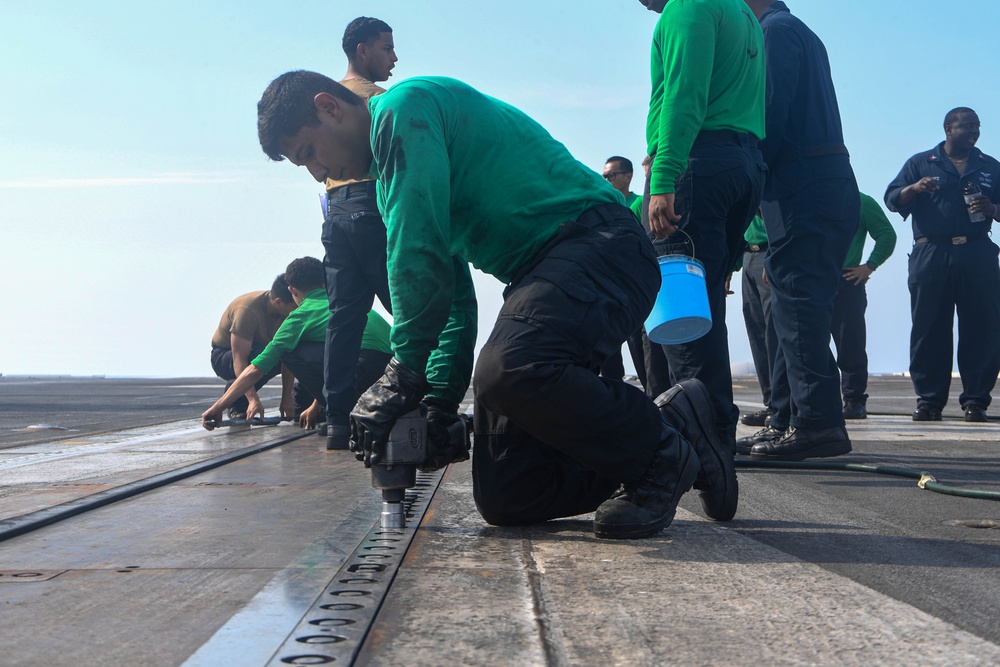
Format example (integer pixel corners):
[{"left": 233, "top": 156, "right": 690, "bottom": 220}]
[{"left": 2, "top": 1, "right": 998, "bottom": 377}]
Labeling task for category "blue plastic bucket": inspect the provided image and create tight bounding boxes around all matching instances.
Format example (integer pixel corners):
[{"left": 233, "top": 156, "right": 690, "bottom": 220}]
[{"left": 644, "top": 255, "right": 712, "bottom": 344}]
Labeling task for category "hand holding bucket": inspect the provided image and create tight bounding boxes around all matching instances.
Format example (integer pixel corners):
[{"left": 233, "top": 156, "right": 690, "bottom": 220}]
[{"left": 644, "top": 228, "right": 712, "bottom": 344}]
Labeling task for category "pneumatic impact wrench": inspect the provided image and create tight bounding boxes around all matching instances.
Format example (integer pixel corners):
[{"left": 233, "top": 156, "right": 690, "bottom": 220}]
[{"left": 371, "top": 406, "right": 472, "bottom": 528}]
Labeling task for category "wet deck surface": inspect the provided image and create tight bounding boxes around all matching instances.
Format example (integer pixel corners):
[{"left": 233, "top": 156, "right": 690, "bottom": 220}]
[{"left": 1, "top": 375, "right": 999, "bottom": 665}]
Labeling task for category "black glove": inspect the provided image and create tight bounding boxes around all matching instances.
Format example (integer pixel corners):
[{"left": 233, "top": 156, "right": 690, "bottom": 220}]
[
  {"left": 419, "top": 397, "right": 472, "bottom": 472},
  {"left": 350, "top": 358, "right": 429, "bottom": 467}
]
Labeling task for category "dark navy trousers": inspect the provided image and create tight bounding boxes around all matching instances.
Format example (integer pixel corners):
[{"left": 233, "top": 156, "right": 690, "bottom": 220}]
[
  {"left": 321, "top": 182, "right": 393, "bottom": 429},
  {"left": 908, "top": 238, "right": 1000, "bottom": 409},
  {"left": 830, "top": 276, "right": 868, "bottom": 404},
  {"left": 472, "top": 204, "right": 665, "bottom": 526},
  {"left": 283, "top": 341, "right": 326, "bottom": 412},
  {"left": 645, "top": 136, "right": 766, "bottom": 444},
  {"left": 741, "top": 248, "right": 776, "bottom": 409},
  {"left": 762, "top": 155, "right": 859, "bottom": 430},
  {"left": 599, "top": 329, "right": 648, "bottom": 390},
  {"left": 284, "top": 342, "right": 391, "bottom": 413}
]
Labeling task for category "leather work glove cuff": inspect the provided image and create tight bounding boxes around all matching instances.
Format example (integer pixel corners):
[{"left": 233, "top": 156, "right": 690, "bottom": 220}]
[
  {"left": 385, "top": 358, "right": 431, "bottom": 398},
  {"left": 423, "top": 396, "right": 460, "bottom": 414},
  {"left": 420, "top": 400, "right": 472, "bottom": 472},
  {"left": 349, "top": 358, "right": 430, "bottom": 467}
]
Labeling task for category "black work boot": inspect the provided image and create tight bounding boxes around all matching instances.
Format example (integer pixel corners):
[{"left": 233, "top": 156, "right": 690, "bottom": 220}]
[
  {"left": 593, "top": 428, "right": 700, "bottom": 539},
  {"left": 750, "top": 425, "right": 852, "bottom": 461},
  {"left": 735, "top": 425, "right": 785, "bottom": 456},
  {"left": 964, "top": 404, "right": 988, "bottom": 422},
  {"left": 654, "top": 380, "right": 739, "bottom": 521},
  {"left": 912, "top": 404, "right": 942, "bottom": 421},
  {"left": 326, "top": 424, "right": 351, "bottom": 451},
  {"left": 843, "top": 401, "right": 867, "bottom": 420},
  {"left": 740, "top": 407, "right": 775, "bottom": 427}
]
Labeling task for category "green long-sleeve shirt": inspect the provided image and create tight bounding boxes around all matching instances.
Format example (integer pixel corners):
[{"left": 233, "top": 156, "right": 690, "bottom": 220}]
[
  {"left": 730, "top": 215, "right": 766, "bottom": 272},
  {"left": 252, "top": 294, "right": 391, "bottom": 377},
  {"left": 251, "top": 288, "right": 328, "bottom": 375},
  {"left": 368, "top": 76, "right": 620, "bottom": 379},
  {"left": 743, "top": 215, "right": 768, "bottom": 245},
  {"left": 844, "top": 192, "right": 897, "bottom": 269},
  {"left": 361, "top": 310, "right": 392, "bottom": 355},
  {"left": 646, "top": 0, "right": 766, "bottom": 195},
  {"left": 629, "top": 193, "right": 643, "bottom": 224}
]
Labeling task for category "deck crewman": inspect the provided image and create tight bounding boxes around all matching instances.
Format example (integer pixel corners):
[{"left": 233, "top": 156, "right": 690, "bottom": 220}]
[
  {"left": 318, "top": 17, "right": 479, "bottom": 454},
  {"left": 738, "top": 0, "right": 860, "bottom": 461},
  {"left": 885, "top": 107, "right": 1000, "bottom": 423},
  {"left": 256, "top": 70, "right": 738, "bottom": 538},
  {"left": 202, "top": 257, "right": 392, "bottom": 431},
  {"left": 832, "top": 193, "right": 897, "bottom": 420},
  {"left": 209, "top": 276, "right": 296, "bottom": 422},
  {"left": 637, "top": 0, "right": 768, "bottom": 456}
]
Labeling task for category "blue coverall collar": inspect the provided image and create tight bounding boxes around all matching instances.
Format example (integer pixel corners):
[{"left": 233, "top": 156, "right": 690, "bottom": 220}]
[
  {"left": 759, "top": 1, "right": 790, "bottom": 22},
  {"left": 930, "top": 142, "right": 985, "bottom": 178}
]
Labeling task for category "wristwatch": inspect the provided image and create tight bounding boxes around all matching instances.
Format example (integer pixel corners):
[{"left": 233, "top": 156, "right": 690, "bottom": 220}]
[{"left": 865, "top": 261, "right": 878, "bottom": 271}]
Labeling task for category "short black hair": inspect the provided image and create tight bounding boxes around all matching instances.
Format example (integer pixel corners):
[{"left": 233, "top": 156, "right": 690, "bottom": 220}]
[
  {"left": 270, "top": 274, "right": 293, "bottom": 303},
  {"left": 342, "top": 17, "right": 392, "bottom": 59},
  {"left": 257, "top": 70, "right": 362, "bottom": 162},
  {"left": 944, "top": 107, "right": 977, "bottom": 129},
  {"left": 284, "top": 257, "right": 325, "bottom": 293},
  {"left": 605, "top": 156, "right": 633, "bottom": 173}
]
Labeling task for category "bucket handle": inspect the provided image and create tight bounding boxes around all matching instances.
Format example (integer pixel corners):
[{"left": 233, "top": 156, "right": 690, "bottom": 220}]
[{"left": 657, "top": 227, "right": 697, "bottom": 260}]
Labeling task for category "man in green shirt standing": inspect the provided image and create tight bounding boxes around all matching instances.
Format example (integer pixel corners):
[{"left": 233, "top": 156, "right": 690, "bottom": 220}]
[
  {"left": 832, "top": 193, "right": 897, "bottom": 419},
  {"left": 600, "top": 155, "right": 646, "bottom": 385},
  {"left": 738, "top": 214, "right": 775, "bottom": 428},
  {"left": 638, "top": 0, "right": 767, "bottom": 452},
  {"left": 256, "top": 71, "right": 738, "bottom": 538},
  {"left": 603, "top": 156, "right": 640, "bottom": 210}
]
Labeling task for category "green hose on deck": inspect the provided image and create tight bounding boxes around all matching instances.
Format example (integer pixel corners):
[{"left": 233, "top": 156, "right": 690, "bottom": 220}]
[{"left": 734, "top": 459, "right": 1000, "bottom": 501}]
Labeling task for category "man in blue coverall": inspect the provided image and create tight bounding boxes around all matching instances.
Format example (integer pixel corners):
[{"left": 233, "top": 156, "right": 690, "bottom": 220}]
[
  {"left": 885, "top": 107, "right": 1000, "bottom": 423},
  {"left": 739, "top": 0, "right": 860, "bottom": 461}
]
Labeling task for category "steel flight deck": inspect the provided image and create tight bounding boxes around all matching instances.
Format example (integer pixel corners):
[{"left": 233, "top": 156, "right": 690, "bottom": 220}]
[{"left": 1, "top": 375, "right": 1000, "bottom": 665}]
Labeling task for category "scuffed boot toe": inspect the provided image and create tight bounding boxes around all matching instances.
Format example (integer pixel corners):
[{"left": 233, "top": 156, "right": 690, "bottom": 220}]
[
  {"left": 594, "top": 435, "right": 699, "bottom": 540},
  {"left": 655, "top": 380, "right": 739, "bottom": 521}
]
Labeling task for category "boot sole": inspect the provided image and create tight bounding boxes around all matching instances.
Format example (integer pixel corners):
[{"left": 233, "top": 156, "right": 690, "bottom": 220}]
[
  {"left": 656, "top": 380, "right": 739, "bottom": 522},
  {"left": 326, "top": 438, "right": 351, "bottom": 451},
  {"left": 749, "top": 439, "right": 852, "bottom": 461},
  {"left": 593, "top": 450, "right": 699, "bottom": 539}
]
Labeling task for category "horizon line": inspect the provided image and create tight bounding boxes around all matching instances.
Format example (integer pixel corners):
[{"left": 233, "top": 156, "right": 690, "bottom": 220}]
[{"left": 0, "top": 173, "right": 245, "bottom": 189}]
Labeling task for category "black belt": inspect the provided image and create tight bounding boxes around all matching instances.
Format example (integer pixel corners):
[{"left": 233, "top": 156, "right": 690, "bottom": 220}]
[
  {"left": 506, "top": 204, "right": 633, "bottom": 291},
  {"left": 746, "top": 243, "right": 768, "bottom": 252},
  {"left": 692, "top": 129, "right": 758, "bottom": 148},
  {"left": 774, "top": 143, "right": 849, "bottom": 164},
  {"left": 329, "top": 180, "right": 376, "bottom": 199},
  {"left": 914, "top": 233, "right": 988, "bottom": 246}
]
